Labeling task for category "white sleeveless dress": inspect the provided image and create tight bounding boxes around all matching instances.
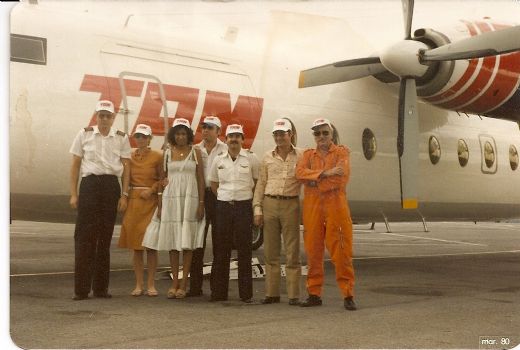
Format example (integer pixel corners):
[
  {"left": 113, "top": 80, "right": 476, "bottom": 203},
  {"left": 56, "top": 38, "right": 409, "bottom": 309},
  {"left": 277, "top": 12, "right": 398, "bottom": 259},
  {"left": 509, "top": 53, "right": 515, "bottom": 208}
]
[{"left": 142, "top": 148, "right": 205, "bottom": 251}]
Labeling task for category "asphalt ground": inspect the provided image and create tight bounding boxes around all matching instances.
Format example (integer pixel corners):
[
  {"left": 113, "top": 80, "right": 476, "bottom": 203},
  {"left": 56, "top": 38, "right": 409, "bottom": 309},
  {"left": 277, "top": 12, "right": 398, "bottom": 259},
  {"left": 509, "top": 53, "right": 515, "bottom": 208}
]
[{"left": 8, "top": 220, "right": 520, "bottom": 349}]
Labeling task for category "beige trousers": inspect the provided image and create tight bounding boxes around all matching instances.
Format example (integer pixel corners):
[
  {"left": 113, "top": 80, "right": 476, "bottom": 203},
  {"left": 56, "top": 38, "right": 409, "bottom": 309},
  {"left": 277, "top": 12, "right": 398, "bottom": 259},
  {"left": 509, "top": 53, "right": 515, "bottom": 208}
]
[{"left": 262, "top": 196, "right": 301, "bottom": 299}]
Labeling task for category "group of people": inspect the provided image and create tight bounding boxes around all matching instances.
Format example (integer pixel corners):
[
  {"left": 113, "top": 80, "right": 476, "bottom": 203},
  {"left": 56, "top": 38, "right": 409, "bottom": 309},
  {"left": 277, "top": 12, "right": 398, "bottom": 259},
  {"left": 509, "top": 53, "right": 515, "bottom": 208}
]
[{"left": 69, "top": 99, "right": 356, "bottom": 311}]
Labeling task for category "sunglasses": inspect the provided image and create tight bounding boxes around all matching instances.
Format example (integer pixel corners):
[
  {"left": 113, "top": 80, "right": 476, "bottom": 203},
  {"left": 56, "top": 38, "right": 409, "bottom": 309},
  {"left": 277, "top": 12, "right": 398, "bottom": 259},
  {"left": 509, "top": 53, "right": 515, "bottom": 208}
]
[
  {"left": 313, "top": 130, "right": 330, "bottom": 137},
  {"left": 134, "top": 133, "right": 148, "bottom": 139},
  {"left": 202, "top": 124, "right": 216, "bottom": 130}
]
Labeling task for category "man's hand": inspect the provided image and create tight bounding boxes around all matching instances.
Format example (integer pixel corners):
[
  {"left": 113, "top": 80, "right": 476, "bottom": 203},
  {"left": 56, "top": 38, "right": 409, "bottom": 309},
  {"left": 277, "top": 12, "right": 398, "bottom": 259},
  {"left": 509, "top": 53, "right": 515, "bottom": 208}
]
[
  {"left": 70, "top": 195, "right": 78, "bottom": 209},
  {"left": 321, "top": 166, "right": 344, "bottom": 178},
  {"left": 254, "top": 214, "right": 263, "bottom": 227}
]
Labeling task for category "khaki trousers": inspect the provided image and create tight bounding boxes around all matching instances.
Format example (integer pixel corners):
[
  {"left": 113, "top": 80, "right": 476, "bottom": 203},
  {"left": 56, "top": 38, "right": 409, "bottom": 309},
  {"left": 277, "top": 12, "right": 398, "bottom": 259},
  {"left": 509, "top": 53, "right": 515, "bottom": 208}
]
[{"left": 263, "top": 196, "right": 301, "bottom": 299}]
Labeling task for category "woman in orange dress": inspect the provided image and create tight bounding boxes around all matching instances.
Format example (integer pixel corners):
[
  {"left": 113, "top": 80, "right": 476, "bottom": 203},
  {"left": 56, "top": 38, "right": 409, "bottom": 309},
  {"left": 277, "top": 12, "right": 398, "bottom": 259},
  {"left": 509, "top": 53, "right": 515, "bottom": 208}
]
[{"left": 119, "top": 124, "right": 164, "bottom": 297}]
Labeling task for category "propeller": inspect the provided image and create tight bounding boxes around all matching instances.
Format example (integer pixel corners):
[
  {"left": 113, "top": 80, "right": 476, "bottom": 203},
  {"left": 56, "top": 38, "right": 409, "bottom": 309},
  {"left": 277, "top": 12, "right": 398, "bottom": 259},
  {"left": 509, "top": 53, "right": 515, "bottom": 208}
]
[{"left": 298, "top": 0, "right": 520, "bottom": 209}]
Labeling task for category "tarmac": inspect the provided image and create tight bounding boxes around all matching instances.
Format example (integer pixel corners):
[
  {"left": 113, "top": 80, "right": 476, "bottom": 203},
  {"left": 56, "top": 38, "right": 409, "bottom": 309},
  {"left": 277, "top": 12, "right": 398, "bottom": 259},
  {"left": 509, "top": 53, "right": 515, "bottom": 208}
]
[{"left": 8, "top": 220, "right": 520, "bottom": 349}]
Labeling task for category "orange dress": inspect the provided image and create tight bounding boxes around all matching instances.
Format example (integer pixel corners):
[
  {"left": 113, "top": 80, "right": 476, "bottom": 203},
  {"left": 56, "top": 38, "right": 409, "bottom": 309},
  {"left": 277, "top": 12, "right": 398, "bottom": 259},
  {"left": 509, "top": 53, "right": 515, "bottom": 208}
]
[{"left": 119, "top": 148, "right": 163, "bottom": 250}]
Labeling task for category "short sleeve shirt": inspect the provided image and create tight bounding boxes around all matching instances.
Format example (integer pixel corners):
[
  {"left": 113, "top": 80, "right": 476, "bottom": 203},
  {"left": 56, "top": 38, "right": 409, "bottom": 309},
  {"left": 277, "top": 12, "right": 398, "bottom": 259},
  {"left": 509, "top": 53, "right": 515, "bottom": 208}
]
[
  {"left": 69, "top": 126, "right": 131, "bottom": 177},
  {"left": 209, "top": 148, "right": 260, "bottom": 201}
]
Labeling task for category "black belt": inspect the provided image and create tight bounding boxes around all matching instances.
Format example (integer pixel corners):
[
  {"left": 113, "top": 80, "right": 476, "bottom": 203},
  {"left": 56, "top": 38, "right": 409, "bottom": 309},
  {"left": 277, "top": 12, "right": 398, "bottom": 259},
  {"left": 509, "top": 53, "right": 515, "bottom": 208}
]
[
  {"left": 265, "top": 194, "right": 298, "bottom": 200},
  {"left": 218, "top": 199, "right": 251, "bottom": 205}
]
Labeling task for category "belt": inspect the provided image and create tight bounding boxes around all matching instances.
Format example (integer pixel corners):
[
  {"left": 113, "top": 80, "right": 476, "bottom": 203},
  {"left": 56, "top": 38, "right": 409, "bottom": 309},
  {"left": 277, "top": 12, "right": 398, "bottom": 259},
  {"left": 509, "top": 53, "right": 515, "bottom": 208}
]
[
  {"left": 219, "top": 199, "right": 251, "bottom": 205},
  {"left": 130, "top": 186, "right": 151, "bottom": 190},
  {"left": 265, "top": 194, "right": 298, "bottom": 200}
]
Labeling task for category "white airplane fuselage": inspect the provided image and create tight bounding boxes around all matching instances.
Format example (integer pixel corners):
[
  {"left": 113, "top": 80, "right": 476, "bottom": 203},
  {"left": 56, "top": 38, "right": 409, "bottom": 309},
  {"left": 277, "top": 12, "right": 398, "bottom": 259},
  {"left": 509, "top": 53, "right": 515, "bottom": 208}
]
[{"left": 9, "top": 1, "right": 520, "bottom": 222}]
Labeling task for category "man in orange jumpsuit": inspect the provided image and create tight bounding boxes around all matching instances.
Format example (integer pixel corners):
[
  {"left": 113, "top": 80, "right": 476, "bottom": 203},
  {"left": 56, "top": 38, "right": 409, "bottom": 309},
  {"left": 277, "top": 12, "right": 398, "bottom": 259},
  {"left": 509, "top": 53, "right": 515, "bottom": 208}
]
[{"left": 296, "top": 118, "right": 356, "bottom": 310}]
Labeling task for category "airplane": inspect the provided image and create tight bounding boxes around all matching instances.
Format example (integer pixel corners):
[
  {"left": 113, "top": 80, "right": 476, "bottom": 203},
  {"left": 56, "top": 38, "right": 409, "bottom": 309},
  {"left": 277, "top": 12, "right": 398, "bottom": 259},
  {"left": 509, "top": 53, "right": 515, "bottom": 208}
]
[{"left": 9, "top": 1, "right": 520, "bottom": 249}]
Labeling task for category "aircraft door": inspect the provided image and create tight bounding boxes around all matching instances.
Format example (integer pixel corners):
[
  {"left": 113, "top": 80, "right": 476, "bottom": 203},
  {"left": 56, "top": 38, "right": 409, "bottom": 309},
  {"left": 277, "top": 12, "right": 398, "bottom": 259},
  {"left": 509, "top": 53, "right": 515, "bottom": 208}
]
[{"left": 118, "top": 72, "right": 169, "bottom": 148}]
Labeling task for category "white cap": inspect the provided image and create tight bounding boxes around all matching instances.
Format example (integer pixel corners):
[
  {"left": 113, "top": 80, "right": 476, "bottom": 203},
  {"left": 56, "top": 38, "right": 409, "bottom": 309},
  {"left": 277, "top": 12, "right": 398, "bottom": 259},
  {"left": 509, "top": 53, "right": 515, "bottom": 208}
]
[
  {"left": 311, "top": 118, "right": 332, "bottom": 129},
  {"left": 172, "top": 118, "right": 191, "bottom": 129},
  {"left": 133, "top": 124, "right": 152, "bottom": 136},
  {"left": 202, "top": 115, "right": 222, "bottom": 128},
  {"left": 226, "top": 124, "right": 244, "bottom": 136},
  {"left": 272, "top": 118, "right": 292, "bottom": 133},
  {"left": 95, "top": 100, "right": 115, "bottom": 113}
]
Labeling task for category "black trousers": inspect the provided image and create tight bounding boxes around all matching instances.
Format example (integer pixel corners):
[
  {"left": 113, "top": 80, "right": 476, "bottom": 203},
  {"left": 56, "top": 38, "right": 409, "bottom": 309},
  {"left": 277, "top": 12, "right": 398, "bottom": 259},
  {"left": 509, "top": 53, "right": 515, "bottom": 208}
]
[
  {"left": 210, "top": 199, "right": 253, "bottom": 300},
  {"left": 74, "top": 175, "right": 120, "bottom": 296},
  {"left": 189, "top": 188, "right": 217, "bottom": 294}
]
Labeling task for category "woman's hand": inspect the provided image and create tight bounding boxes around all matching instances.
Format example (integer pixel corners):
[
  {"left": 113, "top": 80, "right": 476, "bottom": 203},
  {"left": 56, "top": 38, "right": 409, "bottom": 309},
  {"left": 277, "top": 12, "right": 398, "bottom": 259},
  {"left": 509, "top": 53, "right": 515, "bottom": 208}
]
[
  {"left": 118, "top": 196, "right": 128, "bottom": 212},
  {"left": 140, "top": 189, "right": 153, "bottom": 199},
  {"left": 196, "top": 202, "right": 205, "bottom": 221}
]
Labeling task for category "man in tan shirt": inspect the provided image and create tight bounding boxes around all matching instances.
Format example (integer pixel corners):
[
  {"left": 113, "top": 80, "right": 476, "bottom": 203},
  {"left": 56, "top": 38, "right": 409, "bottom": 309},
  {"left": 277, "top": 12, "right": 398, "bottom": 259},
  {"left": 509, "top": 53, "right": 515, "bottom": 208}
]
[{"left": 253, "top": 118, "right": 302, "bottom": 306}]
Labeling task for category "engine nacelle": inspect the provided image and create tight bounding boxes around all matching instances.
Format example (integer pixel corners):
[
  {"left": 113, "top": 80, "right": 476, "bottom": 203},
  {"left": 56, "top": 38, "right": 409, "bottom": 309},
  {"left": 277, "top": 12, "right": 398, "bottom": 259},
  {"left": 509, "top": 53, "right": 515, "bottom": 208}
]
[{"left": 380, "top": 21, "right": 520, "bottom": 122}]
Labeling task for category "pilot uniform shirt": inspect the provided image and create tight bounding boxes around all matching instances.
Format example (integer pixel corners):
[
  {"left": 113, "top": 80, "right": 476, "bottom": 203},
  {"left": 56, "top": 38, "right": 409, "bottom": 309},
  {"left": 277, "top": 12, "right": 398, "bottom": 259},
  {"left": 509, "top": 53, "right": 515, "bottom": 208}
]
[
  {"left": 69, "top": 125, "right": 131, "bottom": 177},
  {"left": 195, "top": 138, "right": 228, "bottom": 188},
  {"left": 209, "top": 149, "right": 260, "bottom": 201}
]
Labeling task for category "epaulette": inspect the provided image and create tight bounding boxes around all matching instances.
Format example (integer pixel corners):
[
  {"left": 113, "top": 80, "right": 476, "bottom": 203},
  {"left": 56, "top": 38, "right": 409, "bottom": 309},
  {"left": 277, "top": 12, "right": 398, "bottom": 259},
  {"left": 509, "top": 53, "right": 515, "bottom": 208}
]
[
  {"left": 116, "top": 130, "right": 126, "bottom": 137},
  {"left": 84, "top": 127, "right": 94, "bottom": 132}
]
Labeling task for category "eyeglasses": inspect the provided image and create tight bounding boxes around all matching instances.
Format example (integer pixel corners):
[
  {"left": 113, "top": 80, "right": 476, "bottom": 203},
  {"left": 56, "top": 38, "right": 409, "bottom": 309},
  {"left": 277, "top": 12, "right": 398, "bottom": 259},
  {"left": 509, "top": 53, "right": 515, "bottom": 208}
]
[
  {"left": 313, "top": 130, "right": 330, "bottom": 137},
  {"left": 202, "top": 124, "right": 216, "bottom": 130}
]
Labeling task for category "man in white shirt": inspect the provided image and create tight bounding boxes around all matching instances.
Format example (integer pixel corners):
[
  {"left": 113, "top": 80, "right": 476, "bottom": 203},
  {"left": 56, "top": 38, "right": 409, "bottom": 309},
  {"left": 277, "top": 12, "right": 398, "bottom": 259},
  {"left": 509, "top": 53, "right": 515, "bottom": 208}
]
[
  {"left": 188, "top": 116, "right": 228, "bottom": 297},
  {"left": 69, "top": 100, "right": 131, "bottom": 300},
  {"left": 208, "top": 124, "right": 259, "bottom": 303}
]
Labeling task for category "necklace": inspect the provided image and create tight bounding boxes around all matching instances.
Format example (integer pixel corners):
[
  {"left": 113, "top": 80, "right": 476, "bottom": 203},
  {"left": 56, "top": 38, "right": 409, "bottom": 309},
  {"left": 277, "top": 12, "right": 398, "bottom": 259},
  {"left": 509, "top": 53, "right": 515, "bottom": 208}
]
[{"left": 134, "top": 148, "right": 150, "bottom": 161}]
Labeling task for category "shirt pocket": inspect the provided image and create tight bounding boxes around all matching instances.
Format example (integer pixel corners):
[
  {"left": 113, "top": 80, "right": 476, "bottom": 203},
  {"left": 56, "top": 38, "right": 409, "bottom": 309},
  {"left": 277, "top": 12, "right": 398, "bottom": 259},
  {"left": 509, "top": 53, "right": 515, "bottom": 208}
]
[
  {"left": 238, "top": 162, "right": 250, "bottom": 174},
  {"left": 83, "top": 143, "right": 97, "bottom": 161}
]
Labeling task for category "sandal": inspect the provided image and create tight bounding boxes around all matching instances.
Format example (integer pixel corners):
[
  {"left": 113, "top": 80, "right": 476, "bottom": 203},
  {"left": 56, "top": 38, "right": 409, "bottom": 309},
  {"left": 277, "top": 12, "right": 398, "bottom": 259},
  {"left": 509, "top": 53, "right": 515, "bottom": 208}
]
[
  {"left": 131, "top": 289, "right": 144, "bottom": 297},
  {"left": 167, "top": 288, "right": 177, "bottom": 299},
  {"left": 175, "top": 289, "right": 186, "bottom": 299},
  {"left": 146, "top": 289, "right": 158, "bottom": 297}
]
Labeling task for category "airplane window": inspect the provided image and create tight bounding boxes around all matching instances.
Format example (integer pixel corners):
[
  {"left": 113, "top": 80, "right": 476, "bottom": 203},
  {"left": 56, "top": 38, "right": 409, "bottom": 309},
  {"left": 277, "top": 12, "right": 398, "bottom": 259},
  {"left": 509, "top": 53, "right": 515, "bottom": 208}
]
[
  {"left": 510, "top": 145, "right": 519, "bottom": 171},
  {"left": 484, "top": 141, "right": 495, "bottom": 168},
  {"left": 362, "top": 128, "right": 377, "bottom": 160},
  {"left": 429, "top": 136, "right": 441, "bottom": 165},
  {"left": 457, "top": 139, "right": 469, "bottom": 167},
  {"left": 10, "top": 34, "right": 47, "bottom": 65}
]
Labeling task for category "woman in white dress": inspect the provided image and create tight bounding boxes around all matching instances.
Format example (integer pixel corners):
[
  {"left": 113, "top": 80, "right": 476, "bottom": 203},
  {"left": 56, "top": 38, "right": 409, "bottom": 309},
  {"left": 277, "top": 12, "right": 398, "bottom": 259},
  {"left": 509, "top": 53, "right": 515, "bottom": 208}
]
[{"left": 142, "top": 118, "right": 205, "bottom": 299}]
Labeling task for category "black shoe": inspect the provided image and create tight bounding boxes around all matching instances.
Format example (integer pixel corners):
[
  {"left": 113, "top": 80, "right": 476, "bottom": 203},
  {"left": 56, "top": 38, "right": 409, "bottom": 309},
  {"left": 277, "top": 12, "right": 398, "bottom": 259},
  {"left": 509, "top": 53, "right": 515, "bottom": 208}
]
[
  {"left": 300, "top": 294, "right": 322, "bottom": 307},
  {"left": 186, "top": 290, "right": 203, "bottom": 297},
  {"left": 72, "top": 294, "right": 88, "bottom": 301},
  {"left": 260, "top": 296, "right": 280, "bottom": 304},
  {"left": 288, "top": 298, "right": 300, "bottom": 306},
  {"left": 93, "top": 292, "right": 112, "bottom": 299},
  {"left": 241, "top": 298, "right": 254, "bottom": 304},
  {"left": 344, "top": 297, "right": 357, "bottom": 311}
]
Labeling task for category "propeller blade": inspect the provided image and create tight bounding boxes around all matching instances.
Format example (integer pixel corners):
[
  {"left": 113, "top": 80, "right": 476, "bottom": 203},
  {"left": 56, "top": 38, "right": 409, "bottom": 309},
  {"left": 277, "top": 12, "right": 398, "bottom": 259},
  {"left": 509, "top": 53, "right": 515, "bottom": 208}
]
[
  {"left": 298, "top": 57, "right": 387, "bottom": 88},
  {"left": 421, "top": 25, "right": 520, "bottom": 62},
  {"left": 401, "top": 0, "right": 414, "bottom": 39},
  {"left": 397, "top": 78, "right": 419, "bottom": 209}
]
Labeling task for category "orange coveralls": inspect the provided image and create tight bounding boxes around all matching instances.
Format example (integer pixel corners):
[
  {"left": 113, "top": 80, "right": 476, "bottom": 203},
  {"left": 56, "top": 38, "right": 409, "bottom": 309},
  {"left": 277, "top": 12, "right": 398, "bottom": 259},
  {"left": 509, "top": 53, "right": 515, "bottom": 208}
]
[{"left": 296, "top": 144, "right": 355, "bottom": 298}]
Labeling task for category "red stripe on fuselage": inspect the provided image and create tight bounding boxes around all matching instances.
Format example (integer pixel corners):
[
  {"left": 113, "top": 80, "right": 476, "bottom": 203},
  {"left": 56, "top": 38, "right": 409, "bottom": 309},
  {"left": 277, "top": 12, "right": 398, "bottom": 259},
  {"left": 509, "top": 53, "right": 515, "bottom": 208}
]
[{"left": 436, "top": 21, "right": 497, "bottom": 110}]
